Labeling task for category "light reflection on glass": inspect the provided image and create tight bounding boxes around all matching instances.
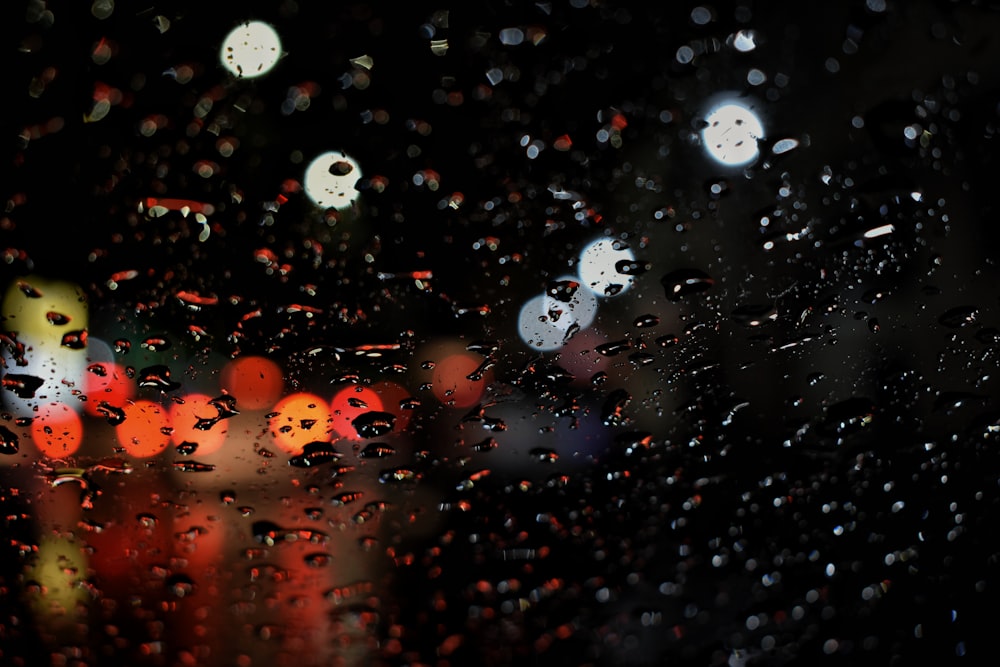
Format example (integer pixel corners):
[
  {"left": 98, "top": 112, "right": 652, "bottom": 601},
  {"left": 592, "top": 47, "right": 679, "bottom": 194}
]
[
  {"left": 701, "top": 99, "right": 765, "bottom": 167},
  {"left": 220, "top": 20, "right": 283, "bottom": 79},
  {"left": 303, "top": 151, "right": 363, "bottom": 210}
]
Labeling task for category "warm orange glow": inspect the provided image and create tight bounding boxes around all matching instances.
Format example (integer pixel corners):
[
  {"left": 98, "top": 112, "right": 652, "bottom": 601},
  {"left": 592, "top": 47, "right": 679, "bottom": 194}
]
[
  {"left": 219, "top": 355, "right": 284, "bottom": 409},
  {"left": 330, "top": 386, "right": 385, "bottom": 440},
  {"left": 432, "top": 353, "right": 492, "bottom": 408},
  {"left": 30, "top": 402, "right": 83, "bottom": 458},
  {"left": 268, "top": 392, "right": 332, "bottom": 454},
  {"left": 169, "top": 393, "right": 228, "bottom": 456},
  {"left": 115, "top": 400, "right": 171, "bottom": 457},
  {"left": 82, "top": 361, "right": 135, "bottom": 417}
]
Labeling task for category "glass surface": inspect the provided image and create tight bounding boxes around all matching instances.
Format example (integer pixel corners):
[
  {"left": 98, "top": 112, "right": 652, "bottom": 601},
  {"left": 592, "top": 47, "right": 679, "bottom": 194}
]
[{"left": 3, "top": 1, "right": 1000, "bottom": 665}]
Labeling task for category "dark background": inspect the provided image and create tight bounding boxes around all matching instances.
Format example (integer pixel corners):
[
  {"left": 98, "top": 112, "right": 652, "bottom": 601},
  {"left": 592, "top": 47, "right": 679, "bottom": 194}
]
[{"left": 4, "top": 1, "right": 1000, "bottom": 665}]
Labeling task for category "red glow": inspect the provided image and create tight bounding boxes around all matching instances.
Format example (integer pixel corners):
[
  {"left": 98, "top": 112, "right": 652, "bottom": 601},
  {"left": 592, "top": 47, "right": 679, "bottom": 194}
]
[
  {"left": 219, "top": 355, "right": 284, "bottom": 410},
  {"left": 330, "top": 386, "right": 385, "bottom": 440},
  {"left": 82, "top": 361, "right": 135, "bottom": 417},
  {"left": 268, "top": 392, "right": 332, "bottom": 454},
  {"left": 143, "top": 197, "right": 215, "bottom": 215},
  {"left": 370, "top": 380, "right": 413, "bottom": 431},
  {"left": 169, "top": 393, "right": 228, "bottom": 456},
  {"left": 30, "top": 402, "right": 83, "bottom": 458},
  {"left": 116, "top": 400, "right": 171, "bottom": 457},
  {"left": 432, "top": 353, "right": 491, "bottom": 407}
]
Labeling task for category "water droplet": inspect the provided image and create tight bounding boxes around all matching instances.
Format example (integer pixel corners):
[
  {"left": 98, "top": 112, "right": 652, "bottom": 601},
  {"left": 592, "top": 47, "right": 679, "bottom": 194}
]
[
  {"left": 614, "top": 431, "right": 653, "bottom": 455},
  {"left": 2, "top": 374, "right": 44, "bottom": 398},
  {"left": 615, "top": 259, "right": 651, "bottom": 275},
  {"left": 16, "top": 280, "right": 43, "bottom": 298},
  {"left": 472, "top": 437, "right": 498, "bottom": 452},
  {"left": 938, "top": 306, "right": 979, "bottom": 328},
  {"left": 351, "top": 411, "right": 396, "bottom": 438},
  {"left": 808, "top": 372, "right": 826, "bottom": 386},
  {"left": 933, "top": 391, "right": 987, "bottom": 413},
  {"left": 166, "top": 572, "right": 195, "bottom": 598},
  {"left": 175, "top": 441, "right": 198, "bottom": 455},
  {"left": 602, "top": 389, "right": 632, "bottom": 427},
  {"left": 655, "top": 334, "right": 680, "bottom": 347},
  {"left": 137, "top": 365, "right": 181, "bottom": 391},
  {"left": 172, "top": 460, "right": 217, "bottom": 472},
  {"left": 252, "top": 520, "right": 285, "bottom": 546},
  {"left": 378, "top": 467, "right": 421, "bottom": 484},
  {"left": 331, "top": 491, "right": 364, "bottom": 506},
  {"left": 975, "top": 327, "right": 1000, "bottom": 344},
  {"left": 359, "top": 443, "right": 396, "bottom": 459},
  {"left": 633, "top": 313, "right": 660, "bottom": 328},
  {"left": 0, "top": 426, "right": 20, "bottom": 455},
  {"left": 731, "top": 303, "right": 777, "bottom": 326},
  {"left": 595, "top": 339, "right": 632, "bottom": 357},
  {"left": 61, "top": 329, "right": 88, "bottom": 349},
  {"left": 529, "top": 447, "right": 559, "bottom": 462},
  {"left": 821, "top": 397, "right": 876, "bottom": 435},
  {"left": 304, "top": 552, "right": 332, "bottom": 567},
  {"left": 45, "top": 311, "right": 71, "bottom": 325},
  {"left": 661, "top": 269, "right": 714, "bottom": 301},
  {"left": 288, "top": 441, "right": 343, "bottom": 468},
  {"left": 141, "top": 336, "right": 170, "bottom": 351}
]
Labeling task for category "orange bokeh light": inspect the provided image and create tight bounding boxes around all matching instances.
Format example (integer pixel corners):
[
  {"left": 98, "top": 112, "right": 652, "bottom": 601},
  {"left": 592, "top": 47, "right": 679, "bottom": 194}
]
[
  {"left": 330, "top": 386, "right": 385, "bottom": 440},
  {"left": 219, "top": 355, "right": 284, "bottom": 410},
  {"left": 268, "top": 392, "right": 332, "bottom": 454},
  {"left": 432, "top": 353, "right": 491, "bottom": 408},
  {"left": 31, "top": 402, "right": 83, "bottom": 458},
  {"left": 82, "top": 361, "right": 135, "bottom": 417},
  {"left": 115, "top": 399, "right": 171, "bottom": 457},
  {"left": 169, "top": 393, "right": 228, "bottom": 456}
]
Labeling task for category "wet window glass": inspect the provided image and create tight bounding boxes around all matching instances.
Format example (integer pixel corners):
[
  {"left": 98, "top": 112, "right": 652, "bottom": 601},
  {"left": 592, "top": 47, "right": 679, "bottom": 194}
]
[{"left": 4, "top": 1, "right": 1000, "bottom": 665}]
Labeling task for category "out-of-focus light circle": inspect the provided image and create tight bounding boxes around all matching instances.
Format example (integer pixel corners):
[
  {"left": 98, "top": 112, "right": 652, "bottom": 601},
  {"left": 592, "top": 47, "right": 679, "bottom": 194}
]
[
  {"left": 432, "top": 353, "right": 490, "bottom": 407},
  {"left": 268, "top": 392, "right": 332, "bottom": 454},
  {"left": 1, "top": 276, "right": 89, "bottom": 413},
  {"left": 220, "top": 20, "right": 282, "bottom": 79},
  {"left": 578, "top": 239, "right": 635, "bottom": 297},
  {"left": 701, "top": 101, "right": 764, "bottom": 166},
  {"left": 517, "top": 282, "right": 598, "bottom": 351},
  {"left": 116, "top": 400, "right": 171, "bottom": 458},
  {"left": 83, "top": 338, "right": 133, "bottom": 417},
  {"left": 31, "top": 401, "right": 83, "bottom": 458},
  {"left": 169, "top": 393, "right": 228, "bottom": 456},
  {"left": 303, "top": 151, "right": 362, "bottom": 210},
  {"left": 219, "top": 355, "right": 284, "bottom": 410},
  {"left": 83, "top": 360, "right": 133, "bottom": 418},
  {"left": 330, "top": 386, "right": 385, "bottom": 440}
]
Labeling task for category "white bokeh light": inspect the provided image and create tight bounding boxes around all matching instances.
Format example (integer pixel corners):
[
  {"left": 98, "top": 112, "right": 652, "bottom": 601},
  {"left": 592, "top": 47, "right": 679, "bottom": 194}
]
[
  {"left": 303, "top": 151, "right": 363, "bottom": 210},
  {"left": 577, "top": 239, "right": 636, "bottom": 297},
  {"left": 701, "top": 101, "right": 765, "bottom": 167},
  {"left": 220, "top": 21, "right": 283, "bottom": 79},
  {"left": 517, "top": 279, "right": 598, "bottom": 351}
]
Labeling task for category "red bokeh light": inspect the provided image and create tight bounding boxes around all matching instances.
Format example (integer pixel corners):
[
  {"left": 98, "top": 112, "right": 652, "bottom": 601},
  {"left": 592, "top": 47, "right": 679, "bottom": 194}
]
[
  {"left": 116, "top": 399, "right": 171, "bottom": 458},
  {"left": 82, "top": 361, "right": 135, "bottom": 417},
  {"left": 30, "top": 401, "right": 83, "bottom": 458},
  {"left": 432, "top": 353, "right": 491, "bottom": 408},
  {"left": 169, "top": 393, "right": 228, "bottom": 456},
  {"left": 330, "top": 386, "right": 385, "bottom": 440},
  {"left": 219, "top": 355, "right": 284, "bottom": 410}
]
